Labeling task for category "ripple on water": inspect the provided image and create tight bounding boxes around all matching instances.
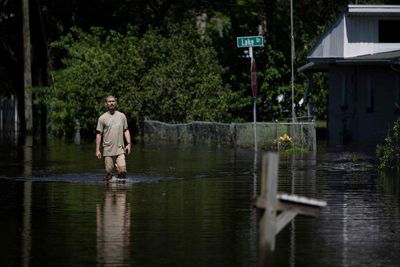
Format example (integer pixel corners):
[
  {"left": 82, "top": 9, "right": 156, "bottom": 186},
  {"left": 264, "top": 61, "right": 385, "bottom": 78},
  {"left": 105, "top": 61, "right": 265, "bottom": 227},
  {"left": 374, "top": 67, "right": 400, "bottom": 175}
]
[{"left": 0, "top": 173, "right": 182, "bottom": 185}]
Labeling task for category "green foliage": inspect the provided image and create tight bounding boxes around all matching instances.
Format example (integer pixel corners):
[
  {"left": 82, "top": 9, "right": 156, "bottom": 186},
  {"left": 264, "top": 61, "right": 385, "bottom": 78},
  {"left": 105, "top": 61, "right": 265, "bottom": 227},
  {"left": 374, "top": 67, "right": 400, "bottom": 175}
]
[
  {"left": 3, "top": 0, "right": 394, "bottom": 135},
  {"left": 376, "top": 118, "right": 400, "bottom": 173},
  {"left": 306, "top": 72, "right": 329, "bottom": 120},
  {"left": 35, "top": 27, "right": 144, "bottom": 136},
  {"left": 138, "top": 23, "right": 235, "bottom": 123},
  {"left": 259, "top": 46, "right": 290, "bottom": 120},
  {"left": 282, "top": 147, "right": 309, "bottom": 154},
  {"left": 35, "top": 23, "right": 237, "bottom": 136}
]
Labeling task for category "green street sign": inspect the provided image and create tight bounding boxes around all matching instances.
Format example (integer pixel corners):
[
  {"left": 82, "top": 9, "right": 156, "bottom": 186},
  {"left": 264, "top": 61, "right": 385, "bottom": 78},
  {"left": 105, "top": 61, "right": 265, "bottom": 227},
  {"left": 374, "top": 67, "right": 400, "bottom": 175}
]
[{"left": 236, "top": 36, "right": 264, "bottom": 48}]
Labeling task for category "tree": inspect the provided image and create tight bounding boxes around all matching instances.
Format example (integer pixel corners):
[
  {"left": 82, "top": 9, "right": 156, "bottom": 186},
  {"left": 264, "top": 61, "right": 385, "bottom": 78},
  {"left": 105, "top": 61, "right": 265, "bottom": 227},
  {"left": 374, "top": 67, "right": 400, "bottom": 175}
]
[
  {"left": 2, "top": 0, "right": 392, "bottom": 133},
  {"left": 22, "top": 0, "right": 33, "bottom": 132},
  {"left": 36, "top": 22, "right": 237, "bottom": 137}
]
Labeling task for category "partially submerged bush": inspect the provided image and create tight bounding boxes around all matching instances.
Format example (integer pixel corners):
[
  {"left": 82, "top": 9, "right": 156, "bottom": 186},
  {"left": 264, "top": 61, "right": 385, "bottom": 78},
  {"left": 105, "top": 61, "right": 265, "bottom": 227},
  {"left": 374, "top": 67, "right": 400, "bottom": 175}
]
[{"left": 376, "top": 118, "right": 400, "bottom": 173}]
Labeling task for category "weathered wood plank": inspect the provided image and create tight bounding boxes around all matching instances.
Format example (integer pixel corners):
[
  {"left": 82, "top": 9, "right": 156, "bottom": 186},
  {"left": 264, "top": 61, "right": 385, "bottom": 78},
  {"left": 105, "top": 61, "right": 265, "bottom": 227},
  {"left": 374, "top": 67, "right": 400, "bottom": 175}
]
[
  {"left": 259, "top": 152, "right": 279, "bottom": 256},
  {"left": 256, "top": 198, "right": 322, "bottom": 216},
  {"left": 276, "top": 201, "right": 323, "bottom": 217},
  {"left": 277, "top": 193, "right": 327, "bottom": 207},
  {"left": 275, "top": 210, "right": 298, "bottom": 235},
  {"left": 256, "top": 151, "right": 327, "bottom": 264}
]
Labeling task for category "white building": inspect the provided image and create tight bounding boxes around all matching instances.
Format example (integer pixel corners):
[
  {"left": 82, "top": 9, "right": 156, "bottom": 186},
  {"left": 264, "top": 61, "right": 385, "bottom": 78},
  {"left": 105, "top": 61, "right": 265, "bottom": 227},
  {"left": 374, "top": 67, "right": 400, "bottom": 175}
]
[{"left": 299, "top": 5, "right": 400, "bottom": 144}]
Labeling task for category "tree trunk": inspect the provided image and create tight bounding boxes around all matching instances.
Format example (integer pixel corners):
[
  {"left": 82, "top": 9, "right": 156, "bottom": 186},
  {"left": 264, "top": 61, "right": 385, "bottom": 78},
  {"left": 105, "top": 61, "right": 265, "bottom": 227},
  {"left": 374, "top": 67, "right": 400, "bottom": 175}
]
[
  {"left": 22, "top": 0, "right": 33, "bottom": 132},
  {"left": 257, "top": 0, "right": 267, "bottom": 36}
]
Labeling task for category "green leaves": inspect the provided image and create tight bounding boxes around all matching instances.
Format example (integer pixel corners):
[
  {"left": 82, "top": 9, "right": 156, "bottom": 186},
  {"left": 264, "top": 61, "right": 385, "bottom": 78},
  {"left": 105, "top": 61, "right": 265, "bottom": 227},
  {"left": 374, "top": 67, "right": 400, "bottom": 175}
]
[
  {"left": 376, "top": 118, "right": 400, "bottom": 173},
  {"left": 35, "top": 27, "right": 143, "bottom": 136},
  {"left": 137, "top": 24, "right": 234, "bottom": 123},
  {"left": 35, "top": 22, "right": 236, "bottom": 137}
]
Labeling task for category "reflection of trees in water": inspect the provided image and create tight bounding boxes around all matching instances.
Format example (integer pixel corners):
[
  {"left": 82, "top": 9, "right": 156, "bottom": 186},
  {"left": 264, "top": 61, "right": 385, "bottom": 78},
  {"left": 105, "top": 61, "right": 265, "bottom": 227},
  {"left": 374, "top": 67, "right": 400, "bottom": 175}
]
[
  {"left": 21, "top": 135, "right": 33, "bottom": 267},
  {"left": 21, "top": 181, "right": 32, "bottom": 267},
  {"left": 96, "top": 184, "right": 131, "bottom": 266},
  {"left": 24, "top": 135, "right": 32, "bottom": 176},
  {"left": 380, "top": 174, "right": 400, "bottom": 200}
]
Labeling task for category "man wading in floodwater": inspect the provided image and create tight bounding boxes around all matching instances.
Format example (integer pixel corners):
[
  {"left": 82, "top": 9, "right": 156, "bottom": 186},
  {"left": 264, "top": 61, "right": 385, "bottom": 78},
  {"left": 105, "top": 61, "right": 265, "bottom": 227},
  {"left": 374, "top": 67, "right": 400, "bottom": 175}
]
[{"left": 96, "top": 95, "right": 132, "bottom": 183}]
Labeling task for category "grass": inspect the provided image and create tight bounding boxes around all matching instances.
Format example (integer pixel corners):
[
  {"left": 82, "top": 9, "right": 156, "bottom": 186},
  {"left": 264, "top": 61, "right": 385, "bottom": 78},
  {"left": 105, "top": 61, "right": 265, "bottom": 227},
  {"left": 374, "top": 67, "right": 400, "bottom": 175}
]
[
  {"left": 282, "top": 146, "right": 309, "bottom": 154},
  {"left": 315, "top": 120, "right": 327, "bottom": 129}
]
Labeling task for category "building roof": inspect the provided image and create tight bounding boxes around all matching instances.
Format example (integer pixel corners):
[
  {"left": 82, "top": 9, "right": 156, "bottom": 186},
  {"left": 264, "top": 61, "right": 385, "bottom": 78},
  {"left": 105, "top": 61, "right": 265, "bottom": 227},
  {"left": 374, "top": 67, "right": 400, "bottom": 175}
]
[
  {"left": 300, "top": 5, "right": 400, "bottom": 73},
  {"left": 347, "top": 5, "right": 400, "bottom": 16},
  {"left": 298, "top": 49, "right": 400, "bottom": 73},
  {"left": 308, "top": 5, "right": 400, "bottom": 60},
  {"left": 352, "top": 49, "right": 400, "bottom": 60}
]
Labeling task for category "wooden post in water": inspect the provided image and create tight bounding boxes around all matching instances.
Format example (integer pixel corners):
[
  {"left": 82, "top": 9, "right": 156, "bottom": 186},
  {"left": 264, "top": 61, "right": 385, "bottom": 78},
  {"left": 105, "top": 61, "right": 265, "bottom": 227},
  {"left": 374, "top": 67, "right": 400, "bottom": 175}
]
[
  {"left": 255, "top": 152, "right": 327, "bottom": 265},
  {"left": 258, "top": 152, "right": 279, "bottom": 265}
]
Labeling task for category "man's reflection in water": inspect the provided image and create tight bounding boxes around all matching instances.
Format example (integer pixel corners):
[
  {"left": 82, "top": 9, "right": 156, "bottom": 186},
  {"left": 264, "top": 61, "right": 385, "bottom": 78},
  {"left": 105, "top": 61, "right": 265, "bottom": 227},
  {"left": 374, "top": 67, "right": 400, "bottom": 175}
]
[{"left": 96, "top": 183, "right": 131, "bottom": 265}]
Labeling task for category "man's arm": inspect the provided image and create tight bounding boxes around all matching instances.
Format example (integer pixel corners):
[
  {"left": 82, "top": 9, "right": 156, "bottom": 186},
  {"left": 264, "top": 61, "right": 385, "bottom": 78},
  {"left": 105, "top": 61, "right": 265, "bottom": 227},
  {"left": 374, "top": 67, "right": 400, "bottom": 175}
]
[
  {"left": 96, "top": 131, "right": 102, "bottom": 160},
  {"left": 124, "top": 129, "right": 132, "bottom": 155}
]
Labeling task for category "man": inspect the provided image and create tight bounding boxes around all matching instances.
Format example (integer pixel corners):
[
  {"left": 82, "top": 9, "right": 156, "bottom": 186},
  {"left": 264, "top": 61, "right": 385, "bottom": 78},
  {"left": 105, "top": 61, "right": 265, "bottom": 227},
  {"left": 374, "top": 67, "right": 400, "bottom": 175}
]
[{"left": 96, "top": 95, "right": 132, "bottom": 182}]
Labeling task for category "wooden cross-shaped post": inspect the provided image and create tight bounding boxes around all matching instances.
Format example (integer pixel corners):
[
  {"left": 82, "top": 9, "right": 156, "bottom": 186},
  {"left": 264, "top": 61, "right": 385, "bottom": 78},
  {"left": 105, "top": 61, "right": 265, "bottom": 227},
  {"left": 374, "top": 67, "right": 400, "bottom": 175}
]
[{"left": 255, "top": 152, "right": 327, "bottom": 265}]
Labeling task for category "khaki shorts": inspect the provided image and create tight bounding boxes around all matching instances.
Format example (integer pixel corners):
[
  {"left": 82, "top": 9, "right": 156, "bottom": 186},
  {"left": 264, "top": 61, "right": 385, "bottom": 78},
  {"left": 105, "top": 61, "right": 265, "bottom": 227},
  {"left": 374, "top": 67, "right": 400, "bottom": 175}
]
[{"left": 104, "top": 153, "right": 126, "bottom": 174}]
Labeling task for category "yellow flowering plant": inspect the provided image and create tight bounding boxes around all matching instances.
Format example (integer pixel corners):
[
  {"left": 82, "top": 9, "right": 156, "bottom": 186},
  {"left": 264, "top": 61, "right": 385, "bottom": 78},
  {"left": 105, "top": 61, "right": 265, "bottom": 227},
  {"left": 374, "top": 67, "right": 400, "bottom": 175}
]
[{"left": 272, "top": 133, "right": 292, "bottom": 150}]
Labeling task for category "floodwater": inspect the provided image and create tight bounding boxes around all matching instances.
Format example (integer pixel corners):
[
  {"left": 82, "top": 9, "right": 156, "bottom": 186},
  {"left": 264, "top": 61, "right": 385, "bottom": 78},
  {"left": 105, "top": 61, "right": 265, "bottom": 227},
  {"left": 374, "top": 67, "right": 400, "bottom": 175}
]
[{"left": 0, "top": 135, "right": 400, "bottom": 267}]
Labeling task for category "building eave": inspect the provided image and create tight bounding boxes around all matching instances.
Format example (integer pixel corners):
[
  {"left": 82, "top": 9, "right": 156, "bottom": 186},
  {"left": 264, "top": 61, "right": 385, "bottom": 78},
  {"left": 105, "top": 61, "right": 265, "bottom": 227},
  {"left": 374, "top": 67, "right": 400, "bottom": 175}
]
[
  {"left": 348, "top": 5, "right": 400, "bottom": 16},
  {"left": 299, "top": 50, "right": 400, "bottom": 73},
  {"left": 306, "top": 5, "right": 400, "bottom": 59}
]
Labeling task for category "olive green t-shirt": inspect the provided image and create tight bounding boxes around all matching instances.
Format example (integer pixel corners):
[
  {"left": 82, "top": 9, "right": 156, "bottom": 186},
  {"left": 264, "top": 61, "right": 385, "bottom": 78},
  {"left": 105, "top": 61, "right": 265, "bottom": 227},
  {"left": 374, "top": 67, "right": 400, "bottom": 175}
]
[{"left": 96, "top": 111, "right": 128, "bottom": 156}]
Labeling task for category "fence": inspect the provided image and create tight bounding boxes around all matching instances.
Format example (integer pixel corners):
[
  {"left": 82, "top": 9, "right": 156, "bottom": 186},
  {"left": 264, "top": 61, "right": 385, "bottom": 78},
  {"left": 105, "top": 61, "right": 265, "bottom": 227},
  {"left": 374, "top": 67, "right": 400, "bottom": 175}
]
[{"left": 142, "top": 119, "right": 316, "bottom": 151}]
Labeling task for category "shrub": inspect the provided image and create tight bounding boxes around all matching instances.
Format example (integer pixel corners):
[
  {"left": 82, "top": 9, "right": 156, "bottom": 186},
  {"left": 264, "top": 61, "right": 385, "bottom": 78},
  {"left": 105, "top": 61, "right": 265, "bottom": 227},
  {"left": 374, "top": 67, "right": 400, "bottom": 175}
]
[
  {"left": 376, "top": 118, "right": 400, "bottom": 173},
  {"left": 35, "top": 23, "right": 236, "bottom": 137}
]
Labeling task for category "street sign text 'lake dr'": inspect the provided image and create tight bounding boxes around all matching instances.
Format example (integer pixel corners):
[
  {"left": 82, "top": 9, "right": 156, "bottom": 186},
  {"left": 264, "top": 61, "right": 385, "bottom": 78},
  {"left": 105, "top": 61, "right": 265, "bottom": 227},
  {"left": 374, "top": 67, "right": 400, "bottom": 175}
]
[{"left": 236, "top": 36, "right": 264, "bottom": 48}]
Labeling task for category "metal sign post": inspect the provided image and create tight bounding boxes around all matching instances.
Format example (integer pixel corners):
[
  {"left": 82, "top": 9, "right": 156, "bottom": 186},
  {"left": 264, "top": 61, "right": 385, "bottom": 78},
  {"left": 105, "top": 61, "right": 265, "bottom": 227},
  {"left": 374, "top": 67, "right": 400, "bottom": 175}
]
[
  {"left": 250, "top": 54, "right": 257, "bottom": 151},
  {"left": 237, "top": 36, "right": 264, "bottom": 151}
]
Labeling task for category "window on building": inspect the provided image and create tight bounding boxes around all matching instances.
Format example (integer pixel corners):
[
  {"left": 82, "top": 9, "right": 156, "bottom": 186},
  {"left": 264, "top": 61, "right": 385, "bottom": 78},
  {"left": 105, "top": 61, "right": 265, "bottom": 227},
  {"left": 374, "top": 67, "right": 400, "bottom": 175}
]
[{"left": 379, "top": 20, "right": 400, "bottom": 43}]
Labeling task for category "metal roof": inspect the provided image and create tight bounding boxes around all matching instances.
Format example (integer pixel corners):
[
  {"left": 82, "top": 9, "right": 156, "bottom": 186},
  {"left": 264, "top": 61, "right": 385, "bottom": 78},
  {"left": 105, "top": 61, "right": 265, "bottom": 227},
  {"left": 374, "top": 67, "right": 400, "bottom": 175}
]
[
  {"left": 301, "top": 5, "right": 400, "bottom": 73},
  {"left": 307, "top": 5, "right": 400, "bottom": 60},
  {"left": 298, "top": 49, "right": 400, "bottom": 73},
  {"left": 348, "top": 5, "right": 400, "bottom": 16},
  {"left": 351, "top": 50, "right": 400, "bottom": 60}
]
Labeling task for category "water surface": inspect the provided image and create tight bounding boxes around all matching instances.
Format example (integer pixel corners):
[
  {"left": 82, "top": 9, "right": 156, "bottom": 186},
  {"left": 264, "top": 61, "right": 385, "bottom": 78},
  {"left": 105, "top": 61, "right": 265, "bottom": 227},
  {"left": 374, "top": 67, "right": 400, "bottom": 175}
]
[{"left": 0, "top": 137, "right": 399, "bottom": 266}]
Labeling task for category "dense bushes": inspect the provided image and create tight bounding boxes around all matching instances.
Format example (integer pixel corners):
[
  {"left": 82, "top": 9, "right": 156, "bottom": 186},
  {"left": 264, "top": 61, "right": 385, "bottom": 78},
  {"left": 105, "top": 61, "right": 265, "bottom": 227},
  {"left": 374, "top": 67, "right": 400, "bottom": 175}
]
[
  {"left": 35, "top": 24, "right": 239, "bottom": 137},
  {"left": 376, "top": 118, "right": 400, "bottom": 173}
]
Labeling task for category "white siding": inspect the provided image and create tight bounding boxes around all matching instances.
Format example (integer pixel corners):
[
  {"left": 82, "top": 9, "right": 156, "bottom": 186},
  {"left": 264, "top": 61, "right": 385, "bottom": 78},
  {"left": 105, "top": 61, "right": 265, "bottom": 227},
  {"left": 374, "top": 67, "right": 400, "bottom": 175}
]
[
  {"left": 345, "top": 16, "right": 400, "bottom": 57},
  {"left": 308, "top": 14, "right": 345, "bottom": 58},
  {"left": 309, "top": 9, "right": 400, "bottom": 59},
  {"left": 344, "top": 16, "right": 376, "bottom": 57},
  {"left": 311, "top": 6, "right": 400, "bottom": 144}
]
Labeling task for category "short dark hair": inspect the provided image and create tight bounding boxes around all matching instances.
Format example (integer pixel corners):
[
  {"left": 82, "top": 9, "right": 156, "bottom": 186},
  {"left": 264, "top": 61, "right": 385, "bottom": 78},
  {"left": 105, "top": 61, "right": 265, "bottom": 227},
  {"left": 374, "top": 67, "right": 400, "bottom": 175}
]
[{"left": 105, "top": 95, "right": 117, "bottom": 102}]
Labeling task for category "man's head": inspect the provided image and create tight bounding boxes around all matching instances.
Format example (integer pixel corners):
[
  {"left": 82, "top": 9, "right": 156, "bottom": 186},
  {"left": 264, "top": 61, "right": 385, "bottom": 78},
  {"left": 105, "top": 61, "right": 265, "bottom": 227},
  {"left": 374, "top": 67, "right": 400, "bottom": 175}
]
[{"left": 105, "top": 95, "right": 117, "bottom": 112}]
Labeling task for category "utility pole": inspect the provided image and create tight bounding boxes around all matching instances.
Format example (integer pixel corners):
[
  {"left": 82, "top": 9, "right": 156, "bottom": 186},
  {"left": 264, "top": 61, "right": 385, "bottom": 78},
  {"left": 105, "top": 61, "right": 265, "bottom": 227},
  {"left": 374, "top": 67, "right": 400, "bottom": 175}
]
[
  {"left": 22, "top": 0, "right": 33, "bottom": 132},
  {"left": 250, "top": 50, "right": 257, "bottom": 151},
  {"left": 290, "top": 0, "right": 296, "bottom": 122}
]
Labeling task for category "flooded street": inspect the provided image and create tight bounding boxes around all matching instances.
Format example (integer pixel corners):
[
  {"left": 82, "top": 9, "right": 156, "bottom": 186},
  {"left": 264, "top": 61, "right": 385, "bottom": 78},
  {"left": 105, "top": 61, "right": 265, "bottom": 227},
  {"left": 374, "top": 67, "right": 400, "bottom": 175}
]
[{"left": 0, "top": 136, "right": 400, "bottom": 266}]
